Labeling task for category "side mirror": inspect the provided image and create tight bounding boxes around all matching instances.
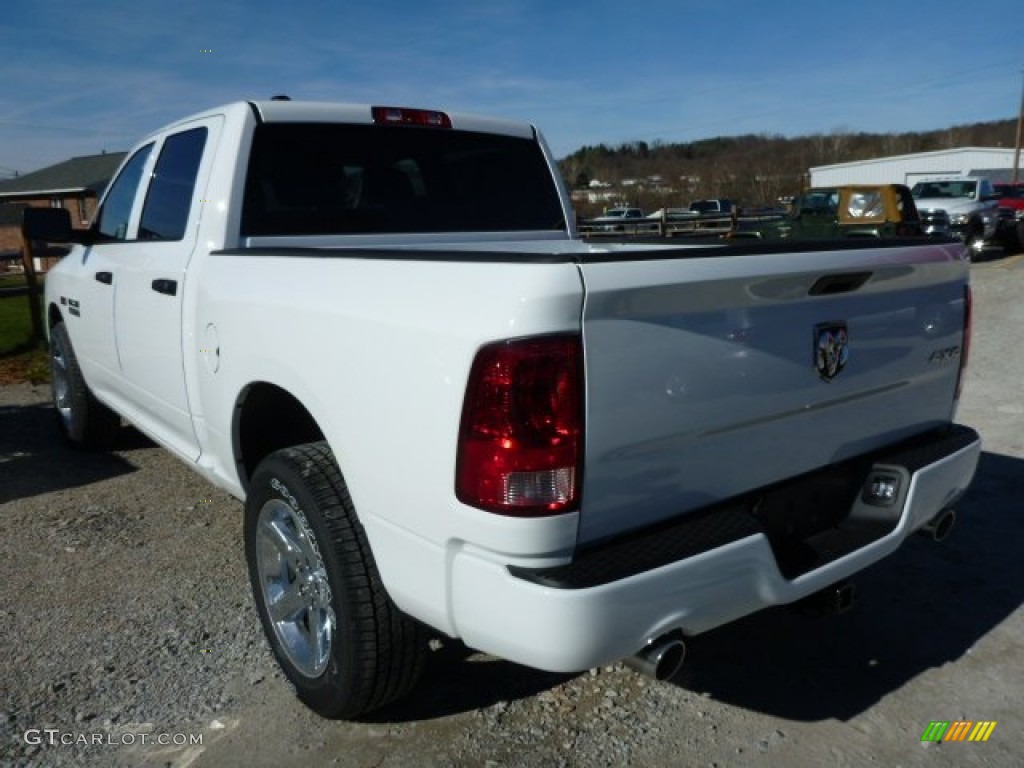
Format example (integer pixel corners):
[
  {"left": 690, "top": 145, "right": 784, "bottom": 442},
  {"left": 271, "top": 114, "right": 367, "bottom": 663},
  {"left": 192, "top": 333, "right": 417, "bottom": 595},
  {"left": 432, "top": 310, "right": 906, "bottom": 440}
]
[
  {"left": 22, "top": 207, "right": 95, "bottom": 245},
  {"left": 22, "top": 207, "right": 74, "bottom": 242}
]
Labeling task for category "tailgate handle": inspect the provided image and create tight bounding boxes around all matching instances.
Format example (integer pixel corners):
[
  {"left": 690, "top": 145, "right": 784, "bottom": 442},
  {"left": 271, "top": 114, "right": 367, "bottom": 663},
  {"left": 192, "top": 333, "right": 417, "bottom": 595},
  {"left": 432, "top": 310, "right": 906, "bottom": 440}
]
[
  {"left": 151, "top": 278, "right": 178, "bottom": 296},
  {"left": 809, "top": 271, "right": 872, "bottom": 296},
  {"left": 94, "top": 271, "right": 112, "bottom": 285}
]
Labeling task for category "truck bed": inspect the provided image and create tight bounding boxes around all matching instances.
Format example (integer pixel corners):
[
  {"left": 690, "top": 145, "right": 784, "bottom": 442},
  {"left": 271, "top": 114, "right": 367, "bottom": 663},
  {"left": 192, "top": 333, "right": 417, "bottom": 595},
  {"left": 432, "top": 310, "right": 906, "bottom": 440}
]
[{"left": 217, "top": 235, "right": 969, "bottom": 552}]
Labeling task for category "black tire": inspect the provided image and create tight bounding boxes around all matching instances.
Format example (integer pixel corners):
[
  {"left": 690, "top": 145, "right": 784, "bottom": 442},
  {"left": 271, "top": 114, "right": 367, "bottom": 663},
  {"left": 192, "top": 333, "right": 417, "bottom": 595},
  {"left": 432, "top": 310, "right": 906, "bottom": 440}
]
[
  {"left": 244, "top": 442, "right": 425, "bottom": 719},
  {"left": 49, "top": 321, "right": 121, "bottom": 448}
]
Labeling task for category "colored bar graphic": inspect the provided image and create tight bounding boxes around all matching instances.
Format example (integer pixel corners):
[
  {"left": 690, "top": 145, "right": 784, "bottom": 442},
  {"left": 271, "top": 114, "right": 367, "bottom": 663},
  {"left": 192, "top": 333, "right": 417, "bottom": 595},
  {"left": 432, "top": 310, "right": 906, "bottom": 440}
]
[
  {"left": 920, "top": 720, "right": 997, "bottom": 743},
  {"left": 945, "top": 721, "right": 972, "bottom": 741},
  {"left": 969, "top": 722, "right": 997, "bottom": 742},
  {"left": 921, "top": 721, "right": 950, "bottom": 742}
]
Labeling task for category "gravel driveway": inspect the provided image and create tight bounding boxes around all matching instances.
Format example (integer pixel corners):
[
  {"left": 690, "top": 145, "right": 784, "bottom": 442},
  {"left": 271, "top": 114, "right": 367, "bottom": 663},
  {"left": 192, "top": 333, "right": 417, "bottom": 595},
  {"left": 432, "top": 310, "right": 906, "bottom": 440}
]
[{"left": 2, "top": 256, "right": 1022, "bottom": 768}]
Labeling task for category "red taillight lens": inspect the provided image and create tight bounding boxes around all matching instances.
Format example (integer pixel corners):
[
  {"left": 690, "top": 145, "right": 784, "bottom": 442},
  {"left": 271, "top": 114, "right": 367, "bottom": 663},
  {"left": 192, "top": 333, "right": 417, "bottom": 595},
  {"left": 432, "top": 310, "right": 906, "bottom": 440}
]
[
  {"left": 456, "top": 335, "right": 583, "bottom": 516},
  {"left": 371, "top": 106, "right": 452, "bottom": 128},
  {"left": 955, "top": 284, "right": 972, "bottom": 400}
]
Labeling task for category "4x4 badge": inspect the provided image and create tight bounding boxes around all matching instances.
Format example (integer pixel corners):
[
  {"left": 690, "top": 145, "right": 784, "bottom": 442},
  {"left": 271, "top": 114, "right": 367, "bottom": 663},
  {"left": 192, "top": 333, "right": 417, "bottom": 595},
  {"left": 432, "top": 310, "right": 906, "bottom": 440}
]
[{"left": 814, "top": 323, "right": 849, "bottom": 381}]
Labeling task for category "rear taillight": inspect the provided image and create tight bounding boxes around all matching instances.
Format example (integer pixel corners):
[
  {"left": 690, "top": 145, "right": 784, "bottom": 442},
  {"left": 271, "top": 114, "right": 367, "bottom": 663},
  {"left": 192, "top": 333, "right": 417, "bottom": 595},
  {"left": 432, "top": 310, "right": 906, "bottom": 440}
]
[
  {"left": 456, "top": 335, "right": 583, "bottom": 516},
  {"left": 955, "top": 284, "right": 972, "bottom": 400}
]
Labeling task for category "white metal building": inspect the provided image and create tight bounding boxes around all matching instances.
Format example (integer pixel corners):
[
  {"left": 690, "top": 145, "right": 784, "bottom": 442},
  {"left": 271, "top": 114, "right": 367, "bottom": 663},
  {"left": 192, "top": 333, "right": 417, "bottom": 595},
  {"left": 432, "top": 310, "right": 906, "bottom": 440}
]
[{"left": 810, "top": 147, "right": 1019, "bottom": 187}]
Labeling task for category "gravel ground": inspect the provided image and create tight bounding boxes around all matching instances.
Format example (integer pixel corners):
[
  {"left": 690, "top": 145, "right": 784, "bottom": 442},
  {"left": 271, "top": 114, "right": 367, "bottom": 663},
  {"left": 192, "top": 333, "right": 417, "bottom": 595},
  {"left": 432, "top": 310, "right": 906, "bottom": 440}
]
[{"left": 1, "top": 255, "right": 1022, "bottom": 768}]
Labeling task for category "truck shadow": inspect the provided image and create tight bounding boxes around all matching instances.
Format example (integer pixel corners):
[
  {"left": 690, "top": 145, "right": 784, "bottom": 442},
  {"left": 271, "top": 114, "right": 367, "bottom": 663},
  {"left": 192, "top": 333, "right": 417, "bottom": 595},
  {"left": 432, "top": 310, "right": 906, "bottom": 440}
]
[
  {"left": 0, "top": 399, "right": 152, "bottom": 505},
  {"left": 669, "top": 449, "right": 1024, "bottom": 722},
  {"left": 367, "top": 642, "right": 578, "bottom": 722}
]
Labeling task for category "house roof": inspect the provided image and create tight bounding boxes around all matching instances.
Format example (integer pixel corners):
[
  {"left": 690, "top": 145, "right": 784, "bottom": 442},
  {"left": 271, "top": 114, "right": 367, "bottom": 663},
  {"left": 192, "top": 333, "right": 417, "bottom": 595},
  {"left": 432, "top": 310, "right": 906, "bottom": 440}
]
[{"left": 0, "top": 152, "right": 127, "bottom": 200}]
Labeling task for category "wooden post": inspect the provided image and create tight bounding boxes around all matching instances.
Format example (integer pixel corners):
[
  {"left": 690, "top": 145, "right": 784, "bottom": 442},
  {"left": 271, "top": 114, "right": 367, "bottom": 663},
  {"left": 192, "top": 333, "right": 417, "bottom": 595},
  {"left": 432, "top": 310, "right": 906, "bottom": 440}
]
[{"left": 19, "top": 229, "right": 45, "bottom": 346}]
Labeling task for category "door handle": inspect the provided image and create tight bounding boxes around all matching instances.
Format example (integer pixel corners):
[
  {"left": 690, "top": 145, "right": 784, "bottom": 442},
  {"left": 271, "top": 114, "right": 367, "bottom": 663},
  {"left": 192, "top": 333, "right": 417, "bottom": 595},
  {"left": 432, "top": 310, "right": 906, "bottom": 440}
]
[
  {"left": 151, "top": 278, "right": 178, "bottom": 296},
  {"left": 808, "top": 272, "right": 872, "bottom": 296},
  {"left": 95, "top": 271, "right": 113, "bottom": 285}
]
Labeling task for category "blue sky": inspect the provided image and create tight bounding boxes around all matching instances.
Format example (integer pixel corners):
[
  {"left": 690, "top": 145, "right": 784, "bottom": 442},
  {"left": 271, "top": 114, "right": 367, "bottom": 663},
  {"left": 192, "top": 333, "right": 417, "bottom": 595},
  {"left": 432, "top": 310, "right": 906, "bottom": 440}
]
[{"left": 1, "top": 0, "right": 1022, "bottom": 176}]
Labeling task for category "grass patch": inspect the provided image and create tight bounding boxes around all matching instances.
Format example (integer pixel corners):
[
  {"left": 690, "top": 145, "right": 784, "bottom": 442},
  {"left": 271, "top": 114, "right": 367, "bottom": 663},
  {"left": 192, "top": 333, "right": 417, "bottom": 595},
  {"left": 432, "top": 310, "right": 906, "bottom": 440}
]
[
  {"left": 0, "top": 274, "right": 45, "bottom": 355},
  {"left": 0, "top": 297, "right": 37, "bottom": 352},
  {"left": 1, "top": 273, "right": 49, "bottom": 383}
]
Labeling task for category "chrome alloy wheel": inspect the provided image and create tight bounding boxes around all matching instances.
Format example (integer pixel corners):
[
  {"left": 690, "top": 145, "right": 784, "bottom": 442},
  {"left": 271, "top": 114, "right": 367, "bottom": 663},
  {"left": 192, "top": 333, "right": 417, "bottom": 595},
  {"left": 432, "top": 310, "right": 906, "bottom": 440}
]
[
  {"left": 50, "top": 338, "right": 73, "bottom": 429},
  {"left": 255, "top": 499, "right": 335, "bottom": 678}
]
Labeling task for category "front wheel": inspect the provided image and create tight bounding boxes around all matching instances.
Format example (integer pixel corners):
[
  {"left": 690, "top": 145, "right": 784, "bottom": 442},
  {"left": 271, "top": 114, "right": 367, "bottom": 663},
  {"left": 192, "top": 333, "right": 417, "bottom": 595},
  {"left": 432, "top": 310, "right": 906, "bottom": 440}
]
[
  {"left": 49, "top": 321, "right": 120, "bottom": 448},
  {"left": 244, "top": 442, "right": 425, "bottom": 718}
]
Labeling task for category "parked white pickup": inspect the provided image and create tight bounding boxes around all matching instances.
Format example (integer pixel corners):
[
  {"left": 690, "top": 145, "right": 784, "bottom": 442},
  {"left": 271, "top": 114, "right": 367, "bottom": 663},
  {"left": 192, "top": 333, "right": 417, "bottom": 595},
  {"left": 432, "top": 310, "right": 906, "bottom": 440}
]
[
  {"left": 911, "top": 176, "right": 1001, "bottom": 256},
  {"left": 31, "top": 99, "right": 980, "bottom": 718}
]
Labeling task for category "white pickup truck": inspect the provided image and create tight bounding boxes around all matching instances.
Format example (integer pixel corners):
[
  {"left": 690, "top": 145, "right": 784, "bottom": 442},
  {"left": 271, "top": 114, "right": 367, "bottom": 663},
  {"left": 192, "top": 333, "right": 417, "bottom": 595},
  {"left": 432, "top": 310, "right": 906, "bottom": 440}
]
[
  {"left": 910, "top": 176, "right": 1001, "bottom": 256},
  {"left": 29, "top": 99, "right": 981, "bottom": 719}
]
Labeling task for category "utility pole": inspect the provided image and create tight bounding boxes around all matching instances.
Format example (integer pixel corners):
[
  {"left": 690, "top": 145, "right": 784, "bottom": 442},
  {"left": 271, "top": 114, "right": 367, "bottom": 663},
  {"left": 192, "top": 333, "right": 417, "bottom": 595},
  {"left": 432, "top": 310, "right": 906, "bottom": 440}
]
[{"left": 1014, "top": 68, "right": 1024, "bottom": 183}]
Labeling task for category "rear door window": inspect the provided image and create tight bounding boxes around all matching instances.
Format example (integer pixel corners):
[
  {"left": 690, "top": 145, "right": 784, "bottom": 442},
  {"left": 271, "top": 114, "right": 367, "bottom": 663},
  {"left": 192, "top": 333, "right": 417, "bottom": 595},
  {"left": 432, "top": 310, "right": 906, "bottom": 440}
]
[
  {"left": 139, "top": 127, "right": 208, "bottom": 241},
  {"left": 846, "top": 190, "right": 884, "bottom": 219}
]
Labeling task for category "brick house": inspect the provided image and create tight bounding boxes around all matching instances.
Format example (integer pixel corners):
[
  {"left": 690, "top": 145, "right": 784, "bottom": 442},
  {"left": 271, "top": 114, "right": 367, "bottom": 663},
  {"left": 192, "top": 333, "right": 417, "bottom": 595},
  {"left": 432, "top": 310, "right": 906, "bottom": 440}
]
[{"left": 0, "top": 151, "right": 126, "bottom": 272}]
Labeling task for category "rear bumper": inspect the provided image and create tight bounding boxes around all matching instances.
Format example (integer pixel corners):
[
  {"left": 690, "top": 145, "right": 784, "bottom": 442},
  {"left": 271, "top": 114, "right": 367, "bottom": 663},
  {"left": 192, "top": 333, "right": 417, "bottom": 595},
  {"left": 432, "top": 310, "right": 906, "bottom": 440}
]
[{"left": 447, "top": 426, "right": 980, "bottom": 673}]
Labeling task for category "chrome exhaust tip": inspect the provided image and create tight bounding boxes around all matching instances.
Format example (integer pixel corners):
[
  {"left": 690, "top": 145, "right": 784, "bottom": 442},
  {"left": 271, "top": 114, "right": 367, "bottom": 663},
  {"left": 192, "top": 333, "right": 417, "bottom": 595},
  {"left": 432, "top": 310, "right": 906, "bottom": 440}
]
[
  {"left": 624, "top": 635, "right": 687, "bottom": 681},
  {"left": 922, "top": 508, "right": 956, "bottom": 542}
]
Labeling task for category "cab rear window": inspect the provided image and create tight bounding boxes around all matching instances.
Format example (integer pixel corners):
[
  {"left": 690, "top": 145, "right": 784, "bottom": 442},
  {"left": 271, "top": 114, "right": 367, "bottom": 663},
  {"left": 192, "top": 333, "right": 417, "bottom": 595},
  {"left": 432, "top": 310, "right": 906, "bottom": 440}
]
[{"left": 241, "top": 123, "right": 565, "bottom": 237}]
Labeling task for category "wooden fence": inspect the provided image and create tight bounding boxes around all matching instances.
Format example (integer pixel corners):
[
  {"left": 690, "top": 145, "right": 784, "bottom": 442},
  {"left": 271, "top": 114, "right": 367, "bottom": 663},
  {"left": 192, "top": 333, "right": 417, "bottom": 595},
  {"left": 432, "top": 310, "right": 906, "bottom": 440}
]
[
  {"left": 579, "top": 210, "right": 785, "bottom": 239},
  {"left": 0, "top": 235, "right": 48, "bottom": 346}
]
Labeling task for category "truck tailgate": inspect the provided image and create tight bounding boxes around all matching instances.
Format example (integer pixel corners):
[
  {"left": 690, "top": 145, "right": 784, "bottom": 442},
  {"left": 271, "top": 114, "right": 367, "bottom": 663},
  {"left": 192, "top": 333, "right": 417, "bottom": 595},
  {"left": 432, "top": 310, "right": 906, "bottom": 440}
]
[{"left": 577, "top": 241, "right": 969, "bottom": 545}]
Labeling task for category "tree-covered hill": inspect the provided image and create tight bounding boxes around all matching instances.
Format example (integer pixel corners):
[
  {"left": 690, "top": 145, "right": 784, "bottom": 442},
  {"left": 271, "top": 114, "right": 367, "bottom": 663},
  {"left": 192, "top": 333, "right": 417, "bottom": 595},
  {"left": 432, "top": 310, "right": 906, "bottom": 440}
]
[{"left": 560, "top": 118, "right": 1017, "bottom": 215}]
